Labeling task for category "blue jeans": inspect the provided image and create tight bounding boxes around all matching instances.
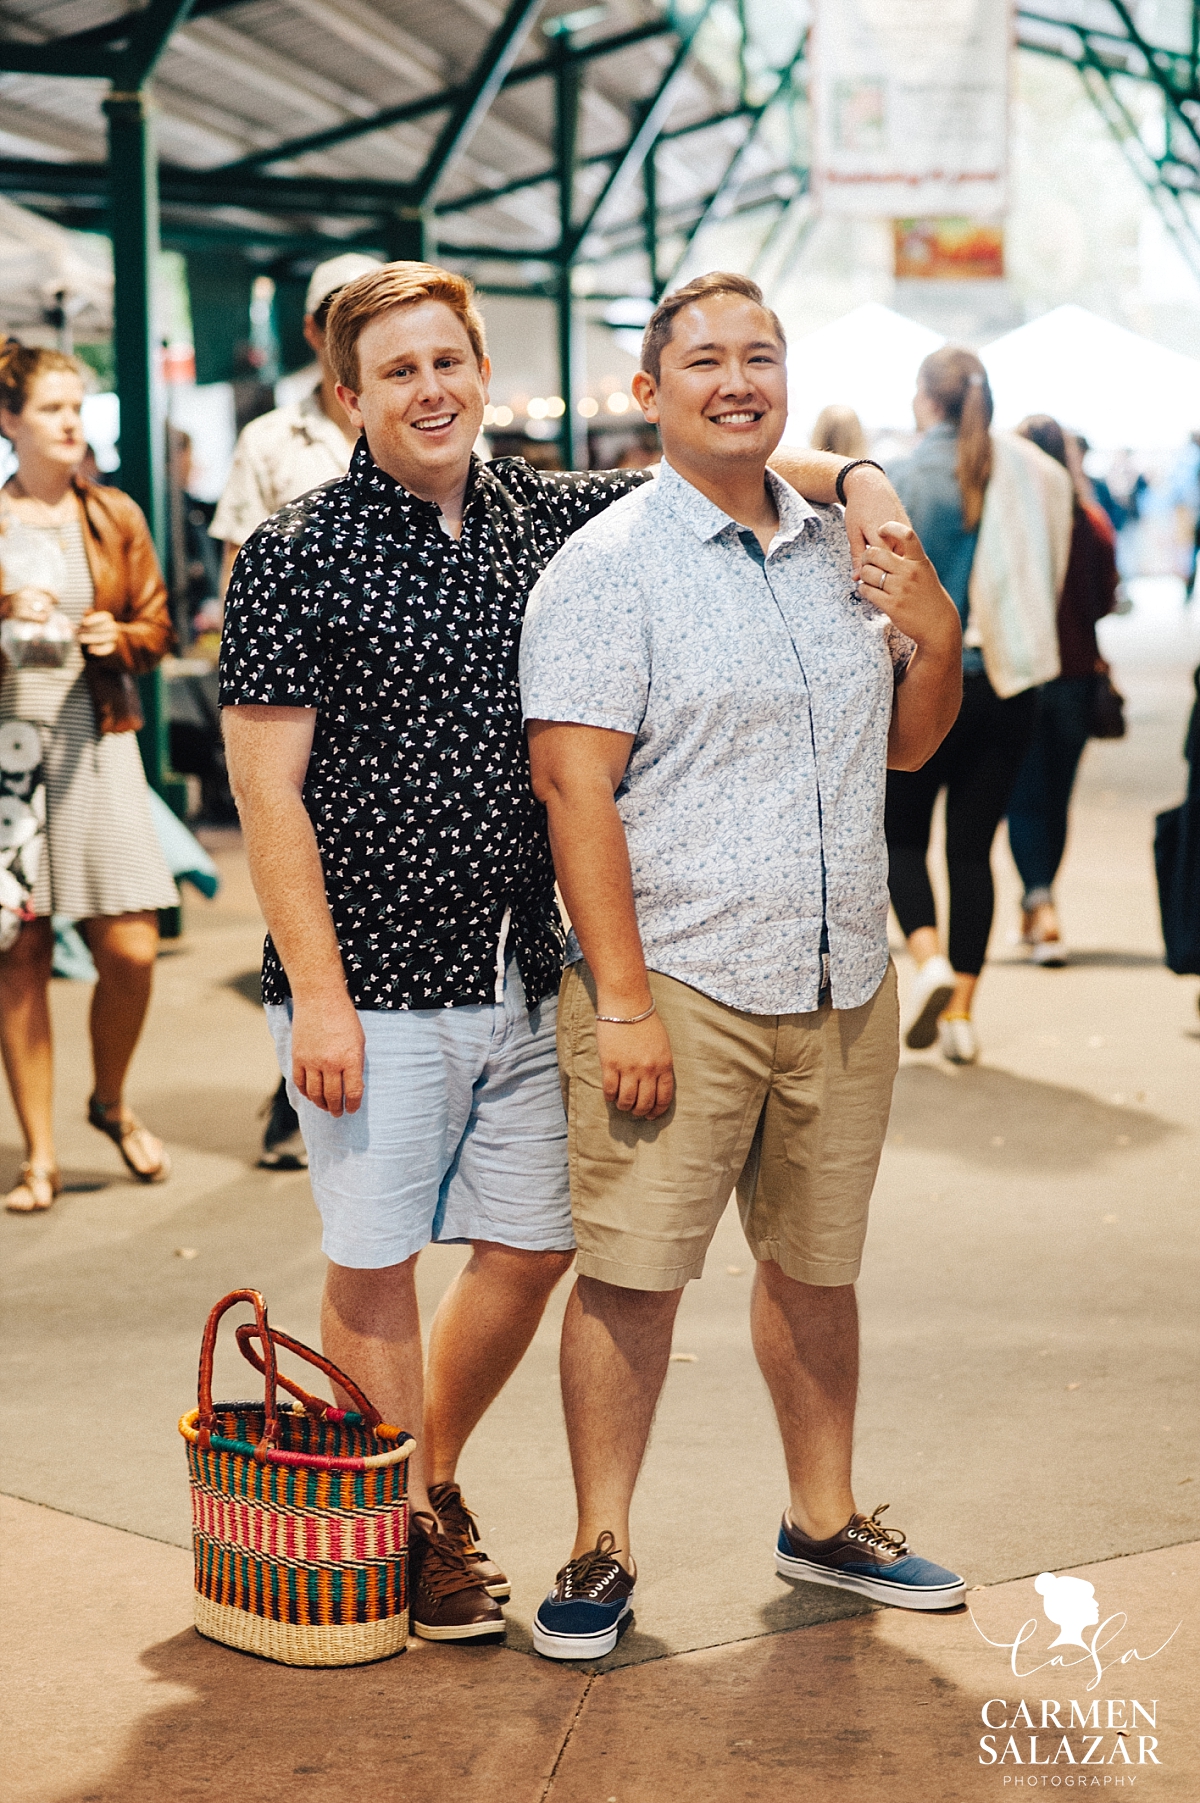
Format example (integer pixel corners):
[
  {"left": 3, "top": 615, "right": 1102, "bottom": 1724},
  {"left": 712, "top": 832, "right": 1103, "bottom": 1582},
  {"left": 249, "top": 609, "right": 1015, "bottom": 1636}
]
[{"left": 1005, "top": 676, "right": 1092, "bottom": 907}]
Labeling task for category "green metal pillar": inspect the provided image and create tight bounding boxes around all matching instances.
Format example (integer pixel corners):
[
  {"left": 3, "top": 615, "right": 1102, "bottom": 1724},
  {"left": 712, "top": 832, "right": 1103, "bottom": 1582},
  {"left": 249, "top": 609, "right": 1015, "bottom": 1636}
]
[
  {"left": 105, "top": 92, "right": 162, "bottom": 546},
  {"left": 105, "top": 89, "right": 187, "bottom": 936},
  {"left": 640, "top": 102, "right": 662, "bottom": 300},
  {"left": 554, "top": 39, "right": 585, "bottom": 469}
]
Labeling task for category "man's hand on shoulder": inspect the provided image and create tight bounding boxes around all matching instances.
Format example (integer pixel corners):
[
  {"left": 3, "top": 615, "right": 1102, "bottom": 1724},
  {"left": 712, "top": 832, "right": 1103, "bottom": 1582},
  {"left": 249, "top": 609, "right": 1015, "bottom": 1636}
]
[
  {"left": 860, "top": 522, "right": 963, "bottom": 771},
  {"left": 767, "top": 448, "right": 908, "bottom": 576},
  {"left": 839, "top": 461, "right": 911, "bottom": 578},
  {"left": 857, "top": 520, "right": 960, "bottom": 658}
]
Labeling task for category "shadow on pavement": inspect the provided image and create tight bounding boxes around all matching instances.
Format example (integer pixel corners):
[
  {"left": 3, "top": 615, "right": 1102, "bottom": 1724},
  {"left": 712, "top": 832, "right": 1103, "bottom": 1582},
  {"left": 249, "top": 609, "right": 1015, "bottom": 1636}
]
[
  {"left": 502, "top": 1609, "right": 672, "bottom": 1673},
  {"left": 0, "top": 1149, "right": 114, "bottom": 1195},
  {"left": 133, "top": 1084, "right": 272, "bottom": 1161},
  {"left": 889, "top": 1062, "right": 1177, "bottom": 1171},
  {"left": 990, "top": 948, "right": 1165, "bottom": 968},
  {"left": 47, "top": 1628, "right": 590, "bottom": 1803},
  {"left": 545, "top": 1607, "right": 984, "bottom": 1803},
  {"left": 225, "top": 968, "right": 264, "bottom": 1008}
]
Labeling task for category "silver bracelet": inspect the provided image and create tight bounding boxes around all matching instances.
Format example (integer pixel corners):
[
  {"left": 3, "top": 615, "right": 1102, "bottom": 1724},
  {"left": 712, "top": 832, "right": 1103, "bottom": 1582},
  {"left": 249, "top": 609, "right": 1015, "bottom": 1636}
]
[{"left": 595, "top": 1001, "right": 657, "bottom": 1024}]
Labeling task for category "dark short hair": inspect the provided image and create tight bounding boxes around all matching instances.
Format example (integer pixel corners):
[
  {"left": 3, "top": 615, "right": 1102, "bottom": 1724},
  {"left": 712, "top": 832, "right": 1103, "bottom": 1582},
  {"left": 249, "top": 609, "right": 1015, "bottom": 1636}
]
[
  {"left": 640, "top": 272, "right": 786, "bottom": 382},
  {"left": 1017, "top": 413, "right": 1068, "bottom": 470}
]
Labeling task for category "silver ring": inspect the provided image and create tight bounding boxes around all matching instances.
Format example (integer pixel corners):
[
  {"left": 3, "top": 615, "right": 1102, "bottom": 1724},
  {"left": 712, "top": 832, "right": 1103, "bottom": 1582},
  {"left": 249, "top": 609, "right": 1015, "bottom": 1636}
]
[{"left": 879, "top": 569, "right": 887, "bottom": 589}]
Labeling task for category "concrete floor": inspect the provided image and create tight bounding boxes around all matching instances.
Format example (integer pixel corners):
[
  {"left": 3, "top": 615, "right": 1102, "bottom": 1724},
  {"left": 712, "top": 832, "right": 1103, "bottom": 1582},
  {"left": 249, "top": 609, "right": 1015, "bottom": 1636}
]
[{"left": 2, "top": 577, "right": 1198, "bottom": 1797}]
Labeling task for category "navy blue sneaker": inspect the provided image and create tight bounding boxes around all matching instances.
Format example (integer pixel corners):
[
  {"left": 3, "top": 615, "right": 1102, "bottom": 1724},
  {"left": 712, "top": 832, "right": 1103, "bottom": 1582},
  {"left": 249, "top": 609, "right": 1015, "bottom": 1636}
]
[
  {"left": 776, "top": 1503, "right": 965, "bottom": 1610},
  {"left": 533, "top": 1533, "right": 635, "bottom": 1659}
]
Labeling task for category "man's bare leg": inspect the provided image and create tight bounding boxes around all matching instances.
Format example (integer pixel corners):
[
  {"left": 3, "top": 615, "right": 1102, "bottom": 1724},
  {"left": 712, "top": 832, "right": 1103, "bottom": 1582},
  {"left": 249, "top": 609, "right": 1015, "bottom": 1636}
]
[
  {"left": 559, "top": 1274, "right": 683, "bottom": 1568},
  {"left": 424, "top": 1242, "right": 575, "bottom": 1485},
  {"left": 321, "top": 1257, "right": 431, "bottom": 1514},
  {"left": 749, "top": 1261, "right": 859, "bottom": 1539}
]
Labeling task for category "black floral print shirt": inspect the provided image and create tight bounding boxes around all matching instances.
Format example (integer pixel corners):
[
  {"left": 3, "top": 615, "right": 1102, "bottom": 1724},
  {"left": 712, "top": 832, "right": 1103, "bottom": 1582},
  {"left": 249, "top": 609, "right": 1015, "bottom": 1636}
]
[{"left": 219, "top": 439, "right": 646, "bottom": 1011}]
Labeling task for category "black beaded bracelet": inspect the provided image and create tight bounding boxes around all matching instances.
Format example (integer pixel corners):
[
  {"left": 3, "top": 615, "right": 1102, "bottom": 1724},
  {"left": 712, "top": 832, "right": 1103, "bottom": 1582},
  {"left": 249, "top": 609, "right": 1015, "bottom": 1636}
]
[{"left": 835, "top": 458, "right": 886, "bottom": 506}]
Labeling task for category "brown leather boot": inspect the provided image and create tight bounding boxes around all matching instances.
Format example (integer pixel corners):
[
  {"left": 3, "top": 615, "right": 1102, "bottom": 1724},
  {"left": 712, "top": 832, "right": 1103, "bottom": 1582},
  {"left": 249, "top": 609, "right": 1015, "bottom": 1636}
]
[
  {"left": 408, "top": 1511, "right": 506, "bottom": 1641},
  {"left": 428, "top": 1481, "right": 511, "bottom": 1601}
]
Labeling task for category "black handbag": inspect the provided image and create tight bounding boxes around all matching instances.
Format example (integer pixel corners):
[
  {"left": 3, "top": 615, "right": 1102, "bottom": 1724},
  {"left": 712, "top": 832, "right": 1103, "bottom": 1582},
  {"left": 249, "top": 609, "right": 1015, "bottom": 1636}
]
[
  {"left": 1088, "top": 663, "right": 1126, "bottom": 740},
  {"left": 1154, "top": 666, "right": 1200, "bottom": 976}
]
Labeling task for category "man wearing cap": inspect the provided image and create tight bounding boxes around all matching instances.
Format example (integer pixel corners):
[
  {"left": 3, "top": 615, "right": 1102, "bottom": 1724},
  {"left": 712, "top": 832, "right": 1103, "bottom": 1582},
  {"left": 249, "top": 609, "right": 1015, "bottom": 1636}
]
[{"left": 211, "top": 252, "right": 382, "bottom": 1170}]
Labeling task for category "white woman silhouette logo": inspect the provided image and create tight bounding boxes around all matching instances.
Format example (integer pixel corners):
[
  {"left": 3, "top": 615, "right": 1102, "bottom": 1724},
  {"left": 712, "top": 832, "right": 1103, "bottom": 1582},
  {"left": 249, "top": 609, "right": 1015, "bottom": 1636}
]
[{"left": 1035, "top": 1572, "right": 1100, "bottom": 1649}]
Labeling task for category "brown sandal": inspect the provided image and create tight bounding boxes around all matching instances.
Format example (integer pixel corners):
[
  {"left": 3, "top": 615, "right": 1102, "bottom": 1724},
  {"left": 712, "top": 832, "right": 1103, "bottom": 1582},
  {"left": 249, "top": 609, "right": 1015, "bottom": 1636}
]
[
  {"left": 88, "top": 1097, "right": 171, "bottom": 1183},
  {"left": 4, "top": 1162, "right": 62, "bottom": 1214}
]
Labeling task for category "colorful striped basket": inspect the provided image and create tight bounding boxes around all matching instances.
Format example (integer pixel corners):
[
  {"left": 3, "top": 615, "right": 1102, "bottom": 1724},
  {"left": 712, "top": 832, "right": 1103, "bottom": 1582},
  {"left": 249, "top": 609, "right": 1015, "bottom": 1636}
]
[{"left": 178, "top": 1288, "right": 415, "bottom": 1668}]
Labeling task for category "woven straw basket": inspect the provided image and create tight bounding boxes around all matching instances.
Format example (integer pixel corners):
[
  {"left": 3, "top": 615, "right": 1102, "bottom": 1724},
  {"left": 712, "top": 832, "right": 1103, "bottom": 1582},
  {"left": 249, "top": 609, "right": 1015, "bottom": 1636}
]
[{"left": 179, "top": 1288, "right": 415, "bottom": 1668}]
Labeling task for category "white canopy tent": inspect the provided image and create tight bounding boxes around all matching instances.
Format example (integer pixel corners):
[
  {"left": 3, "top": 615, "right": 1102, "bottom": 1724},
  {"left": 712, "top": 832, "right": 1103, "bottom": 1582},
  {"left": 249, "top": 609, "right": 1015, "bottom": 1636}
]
[
  {"left": 0, "top": 195, "right": 112, "bottom": 344},
  {"left": 780, "top": 302, "right": 945, "bottom": 445},
  {"left": 981, "top": 305, "right": 1200, "bottom": 450}
]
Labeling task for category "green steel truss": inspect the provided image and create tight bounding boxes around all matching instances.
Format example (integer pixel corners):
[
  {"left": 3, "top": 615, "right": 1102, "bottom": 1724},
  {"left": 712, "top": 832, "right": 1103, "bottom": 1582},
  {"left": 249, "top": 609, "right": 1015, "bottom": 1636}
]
[
  {"left": 0, "top": 1, "right": 810, "bottom": 473},
  {"left": 6, "top": 0, "right": 1198, "bottom": 798},
  {"left": 7, "top": 2, "right": 1198, "bottom": 484},
  {"left": 1018, "top": 4, "right": 1200, "bottom": 278}
]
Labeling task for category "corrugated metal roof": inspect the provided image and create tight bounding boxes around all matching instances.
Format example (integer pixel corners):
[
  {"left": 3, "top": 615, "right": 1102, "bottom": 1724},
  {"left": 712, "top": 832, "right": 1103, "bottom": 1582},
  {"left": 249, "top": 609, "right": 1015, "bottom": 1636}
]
[{"left": 0, "top": 0, "right": 809, "bottom": 291}]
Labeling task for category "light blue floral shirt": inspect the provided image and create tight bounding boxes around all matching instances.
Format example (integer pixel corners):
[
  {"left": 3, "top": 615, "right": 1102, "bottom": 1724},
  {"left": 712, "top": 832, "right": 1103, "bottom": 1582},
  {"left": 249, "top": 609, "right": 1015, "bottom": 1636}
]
[{"left": 519, "top": 460, "right": 912, "bottom": 1014}]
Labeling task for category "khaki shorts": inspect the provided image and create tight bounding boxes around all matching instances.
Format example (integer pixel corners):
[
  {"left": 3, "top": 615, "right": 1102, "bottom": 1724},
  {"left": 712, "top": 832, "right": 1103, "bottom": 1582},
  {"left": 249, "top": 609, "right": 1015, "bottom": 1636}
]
[{"left": 557, "top": 960, "right": 899, "bottom": 1292}]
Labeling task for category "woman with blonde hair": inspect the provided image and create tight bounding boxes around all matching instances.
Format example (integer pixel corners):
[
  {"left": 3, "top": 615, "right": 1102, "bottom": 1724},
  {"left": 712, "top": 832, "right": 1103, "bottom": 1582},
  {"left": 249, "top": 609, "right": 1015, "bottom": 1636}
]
[
  {"left": 810, "top": 403, "right": 867, "bottom": 460},
  {"left": 883, "top": 347, "right": 1071, "bottom": 1063},
  {"left": 0, "top": 341, "right": 177, "bottom": 1211}
]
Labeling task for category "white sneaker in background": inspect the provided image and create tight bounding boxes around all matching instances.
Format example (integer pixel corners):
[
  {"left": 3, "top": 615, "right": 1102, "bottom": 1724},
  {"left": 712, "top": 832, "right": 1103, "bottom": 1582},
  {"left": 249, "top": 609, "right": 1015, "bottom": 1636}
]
[
  {"left": 938, "top": 1017, "right": 979, "bottom": 1065},
  {"left": 1030, "top": 937, "right": 1069, "bottom": 967},
  {"left": 902, "top": 954, "right": 956, "bottom": 1050}
]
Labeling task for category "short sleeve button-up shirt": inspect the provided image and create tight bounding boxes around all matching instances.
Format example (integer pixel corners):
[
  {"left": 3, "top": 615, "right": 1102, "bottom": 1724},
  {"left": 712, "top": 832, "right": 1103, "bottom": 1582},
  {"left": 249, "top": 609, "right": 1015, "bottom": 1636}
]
[
  {"left": 219, "top": 439, "right": 646, "bottom": 1012},
  {"left": 210, "top": 390, "right": 357, "bottom": 547},
  {"left": 519, "top": 460, "right": 912, "bottom": 1015}
]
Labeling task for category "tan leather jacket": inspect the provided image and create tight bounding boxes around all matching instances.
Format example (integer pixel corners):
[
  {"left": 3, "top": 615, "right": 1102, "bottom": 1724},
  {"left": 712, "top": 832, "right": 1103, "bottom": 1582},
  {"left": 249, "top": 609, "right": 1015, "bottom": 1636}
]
[
  {"left": 0, "top": 478, "right": 174, "bottom": 735},
  {"left": 76, "top": 479, "right": 175, "bottom": 733}
]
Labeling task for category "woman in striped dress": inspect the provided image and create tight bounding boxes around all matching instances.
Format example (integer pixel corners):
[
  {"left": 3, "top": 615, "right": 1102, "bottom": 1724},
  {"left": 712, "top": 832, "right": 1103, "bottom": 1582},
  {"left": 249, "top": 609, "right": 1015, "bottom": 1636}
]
[{"left": 0, "top": 343, "right": 177, "bottom": 1212}]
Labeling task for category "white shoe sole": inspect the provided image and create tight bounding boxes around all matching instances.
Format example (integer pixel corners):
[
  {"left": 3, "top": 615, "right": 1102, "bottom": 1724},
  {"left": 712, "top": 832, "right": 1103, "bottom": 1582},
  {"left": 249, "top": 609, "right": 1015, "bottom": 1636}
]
[
  {"left": 1030, "top": 941, "right": 1068, "bottom": 967},
  {"left": 411, "top": 1617, "right": 506, "bottom": 1641},
  {"left": 775, "top": 1548, "right": 964, "bottom": 1610},
  {"left": 532, "top": 1596, "right": 631, "bottom": 1660},
  {"left": 903, "top": 981, "right": 954, "bottom": 1050}
]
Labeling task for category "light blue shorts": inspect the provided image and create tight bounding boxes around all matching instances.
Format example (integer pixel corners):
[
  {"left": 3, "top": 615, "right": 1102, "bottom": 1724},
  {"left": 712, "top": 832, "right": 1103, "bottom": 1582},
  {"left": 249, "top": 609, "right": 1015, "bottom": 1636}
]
[{"left": 265, "top": 962, "right": 574, "bottom": 1270}]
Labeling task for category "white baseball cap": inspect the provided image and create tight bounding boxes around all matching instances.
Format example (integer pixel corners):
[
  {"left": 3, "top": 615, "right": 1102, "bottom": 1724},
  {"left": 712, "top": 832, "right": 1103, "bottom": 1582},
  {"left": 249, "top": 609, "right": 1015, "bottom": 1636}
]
[{"left": 305, "top": 253, "right": 384, "bottom": 319}]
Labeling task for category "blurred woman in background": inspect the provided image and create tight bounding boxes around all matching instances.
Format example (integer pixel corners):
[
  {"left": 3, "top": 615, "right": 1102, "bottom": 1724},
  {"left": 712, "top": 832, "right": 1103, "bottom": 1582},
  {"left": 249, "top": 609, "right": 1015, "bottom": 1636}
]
[
  {"left": 811, "top": 403, "right": 867, "bottom": 459},
  {"left": 884, "top": 348, "right": 1071, "bottom": 1064},
  {"left": 0, "top": 342, "right": 176, "bottom": 1213},
  {"left": 1005, "top": 415, "right": 1120, "bottom": 965}
]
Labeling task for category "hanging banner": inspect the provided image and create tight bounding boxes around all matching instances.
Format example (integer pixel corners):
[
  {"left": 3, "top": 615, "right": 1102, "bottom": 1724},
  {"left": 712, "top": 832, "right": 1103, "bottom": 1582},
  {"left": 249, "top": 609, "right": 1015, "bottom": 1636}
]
[
  {"left": 894, "top": 218, "right": 1005, "bottom": 280},
  {"left": 812, "top": 0, "right": 1011, "bottom": 218}
]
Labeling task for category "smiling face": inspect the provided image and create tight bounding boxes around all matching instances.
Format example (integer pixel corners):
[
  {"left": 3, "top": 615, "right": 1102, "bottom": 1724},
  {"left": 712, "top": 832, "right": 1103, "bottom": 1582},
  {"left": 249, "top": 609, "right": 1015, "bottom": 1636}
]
[
  {"left": 631, "top": 293, "right": 787, "bottom": 482},
  {"left": 0, "top": 369, "right": 87, "bottom": 477},
  {"left": 335, "top": 299, "right": 490, "bottom": 499}
]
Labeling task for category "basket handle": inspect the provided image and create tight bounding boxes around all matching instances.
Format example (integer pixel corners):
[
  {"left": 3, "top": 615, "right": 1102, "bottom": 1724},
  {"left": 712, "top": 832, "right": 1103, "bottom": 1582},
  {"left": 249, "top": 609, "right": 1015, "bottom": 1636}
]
[
  {"left": 234, "top": 1322, "right": 383, "bottom": 1431},
  {"left": 196, "top": 1288, "right": 280, "bottom": 1458}
]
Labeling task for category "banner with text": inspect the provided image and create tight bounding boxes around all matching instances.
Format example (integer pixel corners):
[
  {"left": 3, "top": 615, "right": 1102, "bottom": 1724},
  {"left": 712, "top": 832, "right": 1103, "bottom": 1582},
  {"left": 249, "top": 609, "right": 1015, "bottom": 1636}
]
[{"left": 813, "top": 0, "right": 1011, "bottom": 218}]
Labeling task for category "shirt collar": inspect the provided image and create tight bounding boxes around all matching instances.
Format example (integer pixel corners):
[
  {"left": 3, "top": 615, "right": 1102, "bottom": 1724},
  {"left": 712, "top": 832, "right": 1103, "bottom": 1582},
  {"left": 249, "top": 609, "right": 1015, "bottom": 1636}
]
[
  {"left": 654, "top": 456, "right": 816, "bottom": 551},
  {"left": 346, "top": 436, "right": 483, "bottom": 520}
]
